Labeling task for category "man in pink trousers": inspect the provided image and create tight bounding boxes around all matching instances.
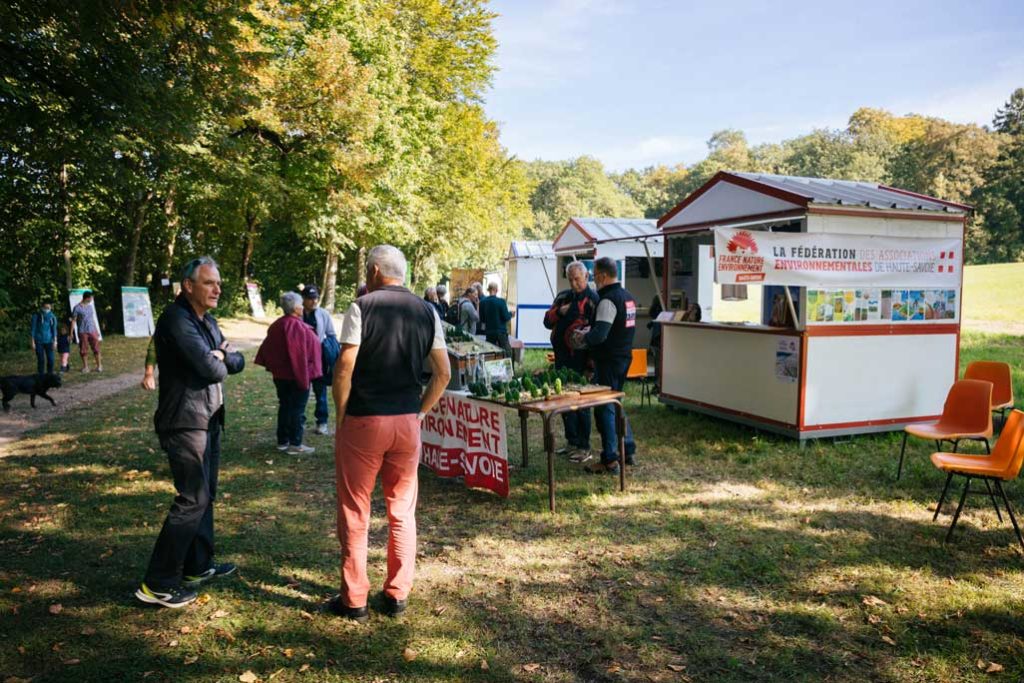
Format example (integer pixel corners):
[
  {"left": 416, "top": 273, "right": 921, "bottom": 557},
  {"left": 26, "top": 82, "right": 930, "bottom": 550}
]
[{"left": 329, "top": 245, "right": 451, "bottom": 621}]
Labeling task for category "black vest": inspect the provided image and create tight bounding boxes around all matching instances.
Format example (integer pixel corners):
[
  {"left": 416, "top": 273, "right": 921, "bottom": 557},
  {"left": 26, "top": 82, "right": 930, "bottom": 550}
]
[
  {"left": 348, "top": 285, "right": 436, "bottom": 416},
  {"left": 592, "top": 282, "right": 636, "bottom": 362}
]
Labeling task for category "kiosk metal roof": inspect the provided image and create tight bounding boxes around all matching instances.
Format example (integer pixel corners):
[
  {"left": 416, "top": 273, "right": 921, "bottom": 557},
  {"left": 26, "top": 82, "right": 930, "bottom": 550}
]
[
  {"left": 658, "top": 171, "right": 971, "bottom": 232},
  {"left": 508, "top": 241, "right": 556, "bottom": 259}
]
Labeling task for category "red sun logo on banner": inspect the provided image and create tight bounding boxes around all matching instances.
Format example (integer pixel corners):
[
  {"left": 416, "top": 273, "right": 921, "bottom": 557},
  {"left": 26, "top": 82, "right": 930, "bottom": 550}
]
[{"left": 726, "top": 230, "right": 759, "bottom": 254}]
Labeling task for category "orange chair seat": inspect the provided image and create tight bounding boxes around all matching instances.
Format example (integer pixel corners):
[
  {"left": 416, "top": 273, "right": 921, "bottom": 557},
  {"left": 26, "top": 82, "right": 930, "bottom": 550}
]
[
  {"left": 905, "top": 421, "right": 992, "bottom": 441},
  {"left": 930, "top": 452, "right": 1012, "bottom": 479},
  {"left": 993, "top": 398, "right": 1014, "bottom": 411}
]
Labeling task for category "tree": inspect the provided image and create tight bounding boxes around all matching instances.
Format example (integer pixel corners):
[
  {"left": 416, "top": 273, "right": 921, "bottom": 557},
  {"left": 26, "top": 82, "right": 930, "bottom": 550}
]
[{"left": 971, "top": 89, "right": 1024, "bottom": 262}]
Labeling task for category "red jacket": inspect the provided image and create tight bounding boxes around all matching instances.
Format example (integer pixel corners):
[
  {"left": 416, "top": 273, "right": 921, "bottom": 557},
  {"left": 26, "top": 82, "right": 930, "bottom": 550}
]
[{"left": 254, "top": 314, "right": 322, "bottom": 391}]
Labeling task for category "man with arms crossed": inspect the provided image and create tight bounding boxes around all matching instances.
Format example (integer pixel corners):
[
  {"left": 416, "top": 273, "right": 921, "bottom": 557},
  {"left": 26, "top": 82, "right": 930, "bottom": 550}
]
[
  {"left": 136, "top": 257, "right": 245, "bottom": 608},
  {"left": 329, "top": 245, "right": 451, "bottom": 621}
]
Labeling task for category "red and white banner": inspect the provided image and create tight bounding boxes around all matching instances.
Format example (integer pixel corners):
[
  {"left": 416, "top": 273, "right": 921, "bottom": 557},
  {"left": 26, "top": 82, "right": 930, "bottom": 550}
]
[
  {"left": 713, "top": 228, "right": 961, "bottom": 288},
  {"left": 421, "top": 391, "right": 509, "bottom": 498}
]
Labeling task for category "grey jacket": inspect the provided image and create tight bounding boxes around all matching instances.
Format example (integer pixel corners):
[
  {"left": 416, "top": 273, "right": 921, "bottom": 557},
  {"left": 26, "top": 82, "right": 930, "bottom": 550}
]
[{"left": 306, "top": 307, "right": 337, "bottom": 342}]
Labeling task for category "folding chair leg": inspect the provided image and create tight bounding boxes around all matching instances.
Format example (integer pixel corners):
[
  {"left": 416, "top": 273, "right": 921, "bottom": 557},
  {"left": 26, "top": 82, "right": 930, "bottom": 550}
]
[
  {"left": 897, "top": 431, "right": 909, "bottom": 480},
  {"left": 983, "top": 478, "right": 1003, "bottom": 522},
  {"left": 934, "top": 471, "right": 953, "bottom": 521},
  {"left": 952, "top": 440, "right": 959, "bottom": 454},
  {"left": 995, "top": 480, "right": 1024, "bottom": 553},
  {"left": 945, "top": 476, "right": 972, "bottom": 544},
  {"left": 984, "top": 439, "right": 991, "bottom": 454}
]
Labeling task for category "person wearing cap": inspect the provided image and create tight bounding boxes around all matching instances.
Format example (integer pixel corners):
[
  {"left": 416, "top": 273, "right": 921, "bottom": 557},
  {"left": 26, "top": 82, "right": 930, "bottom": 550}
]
[{"left": 301, "top": 286, "right": 337, "bottom": 435}]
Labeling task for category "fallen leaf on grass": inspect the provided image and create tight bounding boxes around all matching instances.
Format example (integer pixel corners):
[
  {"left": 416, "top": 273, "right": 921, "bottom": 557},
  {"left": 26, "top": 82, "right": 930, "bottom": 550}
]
[
  {"left": 210, "top": 609, "right": 229, "bottom": 619},
  {"left": 880, "top": 636, "right": 896, "bottom": 646},
  {"left": 866, "top": 614, "right": 882, "bottom": 625},
  {"left": 861, "top": 595, "right": 887, "bottom": 608},
  {"left": 168, "top": 640, "right": 178, "bottom": 647},
  {"left": 433, "top": 605, "right": 447, "bottom": 616},
  {"left": 5, "top": 676, "right": 33, "bottom": 683},
  {"left": 179, "top": 626, "right": 192, "bottom": 634},
  {"left": 99, "top": 549, "right": 113, "bottom": 560},
  {"left": 239, "top": 672, "right": 258, "bottom": 683},
  {"left": 48, "top": 604, "right": 63, "bottom": 615},
  {"left": 194, "top": 594, "right": 211, "bottom": 606},
  {"left": 299, "top": 664, "right": 310, "bottom": 673},
  {"left": 299, "top": 611, "right": 313, "bottom": 621},
  {"left": 62, "top": 659, "right": 80, "bottom": 666},
  {"left": 480, "top": 660, "right": 489, "bottom": 671},
  {"left": 80, "top": 627, "right": 97, "bottom": 636},
  {"left": 282, "top": 648, "right": 293, "bottom": 658},
  {"left": 403, "top": 648, "right": 418, "bottom": 662},
  {"left": 606, "top": 663, "right": 622, "bottom": 673},
  {"left": 667, "top": 664, "right": 686, "bottom": 672},
  {"left": 977, "top": 660, "right": 1004, "bottom": 673},
  {"left": 184, "top": 656, "right": 199, "bottom": 665},
  {"left": 216, "top": 629, "right": 236, "bottom": 642},
  {"left": 523, "top": 663, "right": 541, "bottom": 672}
]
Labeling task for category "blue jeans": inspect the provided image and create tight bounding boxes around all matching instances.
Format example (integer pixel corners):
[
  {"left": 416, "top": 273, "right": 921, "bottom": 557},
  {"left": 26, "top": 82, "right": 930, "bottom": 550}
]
[
  {"left": 274, "top": 379, "right": 310, "bottom": 447},
  {"left": 594, "top": 355, "right": 636, "bottom": 464},
  {"left": 312, "top": 378, "right": 329, "bottom": 426},
  {"left": 35, "top": 344, "right": 54, "bottom": 374}
]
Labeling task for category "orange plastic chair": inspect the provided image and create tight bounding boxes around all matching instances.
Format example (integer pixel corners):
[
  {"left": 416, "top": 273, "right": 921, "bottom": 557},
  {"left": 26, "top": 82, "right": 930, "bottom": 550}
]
[
  {"left": 930, "top": 409, "right": 1024, "bottom": 551},
  {"left": 626, "top": 349, "right": 654, "bottom": 406},
  {"left": 964, "top": 361, "right": 1015, "bottom": 425},
  {"left": 896, "top": 379, "right": 994, "bottom": 480}
]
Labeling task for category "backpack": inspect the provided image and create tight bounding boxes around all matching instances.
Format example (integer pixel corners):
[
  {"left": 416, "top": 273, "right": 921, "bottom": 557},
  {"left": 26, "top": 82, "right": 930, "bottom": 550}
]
[
  {"left": 320, "top": 334, "right": 340, "bottom": 385},
  {"left": 445, "top": 298, "right": 463, "bottom": 326}
]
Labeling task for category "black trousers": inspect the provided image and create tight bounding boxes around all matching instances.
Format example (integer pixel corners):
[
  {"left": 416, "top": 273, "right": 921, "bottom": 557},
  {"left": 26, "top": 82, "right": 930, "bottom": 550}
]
[
  {"left": 144, "top": 421, "right": 221, "bottom": 589},
  {"left": 485, "top": 332, "right": 512, "bottom": 358}
]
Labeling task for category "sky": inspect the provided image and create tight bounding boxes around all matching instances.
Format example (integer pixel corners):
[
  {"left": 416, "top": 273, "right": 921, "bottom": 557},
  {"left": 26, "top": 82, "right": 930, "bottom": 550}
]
[{"left": 484, "top": 0, "right": 1024, "bottom": 171}]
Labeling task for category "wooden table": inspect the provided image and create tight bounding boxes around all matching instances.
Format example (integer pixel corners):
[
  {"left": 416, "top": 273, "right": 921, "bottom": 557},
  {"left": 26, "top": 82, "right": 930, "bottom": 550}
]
[{"left": 478, "top": 390, "right": 627, "bottom": 512}]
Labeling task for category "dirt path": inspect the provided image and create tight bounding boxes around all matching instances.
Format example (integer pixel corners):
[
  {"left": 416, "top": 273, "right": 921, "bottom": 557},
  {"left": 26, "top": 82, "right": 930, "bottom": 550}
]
[{"left": 0, "top": 317, "right": 274, "bottom": 452}]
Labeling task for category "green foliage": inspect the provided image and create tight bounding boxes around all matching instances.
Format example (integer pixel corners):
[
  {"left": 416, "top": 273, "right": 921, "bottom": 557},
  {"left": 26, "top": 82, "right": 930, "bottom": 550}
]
[{"left": 525, "top": 156, "right": 642, "bottom": 239}]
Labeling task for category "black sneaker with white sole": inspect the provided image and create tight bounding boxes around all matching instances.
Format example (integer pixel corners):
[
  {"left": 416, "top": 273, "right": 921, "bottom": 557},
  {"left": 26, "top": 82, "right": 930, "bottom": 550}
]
[
  {"left": 134, "top": 583, "right": 198, "bottom": 609},
  {"left": 183, "top": 562, "right": 237, "bottom": 588}
]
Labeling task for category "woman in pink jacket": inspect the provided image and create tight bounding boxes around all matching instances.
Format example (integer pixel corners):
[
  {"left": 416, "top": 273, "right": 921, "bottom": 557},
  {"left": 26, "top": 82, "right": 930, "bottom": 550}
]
[{"left": 255, "top": 292, "right": 323, "bottom": 454}]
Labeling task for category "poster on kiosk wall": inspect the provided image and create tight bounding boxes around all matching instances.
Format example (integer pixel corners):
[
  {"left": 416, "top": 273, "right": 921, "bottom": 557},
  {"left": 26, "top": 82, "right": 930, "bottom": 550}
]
[{"left": 713, "top": 228, "right": 961, "bottom": 289}]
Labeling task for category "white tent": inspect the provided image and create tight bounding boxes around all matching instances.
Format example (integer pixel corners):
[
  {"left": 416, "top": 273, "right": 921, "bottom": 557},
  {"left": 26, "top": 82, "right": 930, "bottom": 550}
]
[{"left": 505, "top": 241, "right": 558, "bottom": 348}]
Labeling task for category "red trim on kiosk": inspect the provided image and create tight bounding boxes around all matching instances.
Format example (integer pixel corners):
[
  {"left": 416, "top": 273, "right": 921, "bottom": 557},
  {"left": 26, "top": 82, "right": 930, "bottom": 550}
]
[
  {"left": 801, "top": 415, "right": 943, "bottom": 432},
  {"left": 805, "top": 324, "right": 960, "bottom": 337},
  {"left": 551, "top": 218, "right": 596, "bottom": 252},
  {"left": 806, "top": 206, "right": 964, "bottom": 223},
  {"left": 660, "top": 391, "right": 798, "bottom": 430}
]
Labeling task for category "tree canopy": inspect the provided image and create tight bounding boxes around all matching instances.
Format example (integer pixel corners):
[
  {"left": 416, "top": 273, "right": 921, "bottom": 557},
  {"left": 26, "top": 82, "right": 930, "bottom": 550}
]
[{"left": 0, "top": 2, "right": 1019, "bottom": 350}]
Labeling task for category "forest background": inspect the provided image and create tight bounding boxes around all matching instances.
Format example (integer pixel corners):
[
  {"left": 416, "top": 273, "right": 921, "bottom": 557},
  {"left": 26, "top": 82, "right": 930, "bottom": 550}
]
[{"left": 1, "top": 0, "right": 1022, "bottom": 351}]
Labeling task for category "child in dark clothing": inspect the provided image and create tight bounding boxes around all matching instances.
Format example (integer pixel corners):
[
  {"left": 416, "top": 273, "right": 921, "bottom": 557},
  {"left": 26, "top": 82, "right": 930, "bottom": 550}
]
[{"left": 57, "top": 323, "right": 72, "bottom": 372}]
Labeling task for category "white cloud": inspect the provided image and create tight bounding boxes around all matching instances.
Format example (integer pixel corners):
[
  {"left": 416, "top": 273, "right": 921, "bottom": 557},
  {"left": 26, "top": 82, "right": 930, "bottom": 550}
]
[
  {"left": 597, "top": 134, "right": 706, "bottom": 171},
  {"left": 885, "top": 57, "right": 1024, "bottom": 126}
]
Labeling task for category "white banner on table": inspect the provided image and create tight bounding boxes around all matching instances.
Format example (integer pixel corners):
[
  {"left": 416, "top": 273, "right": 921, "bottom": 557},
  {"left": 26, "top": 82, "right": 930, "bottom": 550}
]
[
  {"left": 421, "top": 391, "right": 509, "bottom": 497},
  {"left": 713, "top": 228, "right": 961, "bottom": 288}
]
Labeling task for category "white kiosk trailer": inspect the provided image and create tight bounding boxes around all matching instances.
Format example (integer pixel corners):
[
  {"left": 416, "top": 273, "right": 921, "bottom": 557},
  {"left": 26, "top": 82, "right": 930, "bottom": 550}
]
[
  {"left": 551, "top": 217, "right": 665, "bottom": 350},
  {"left": 656, "top": 171, "right": 969, "bottom": 440},
  {"left": 505, "top": 240, "right": 559, "bottom": 348}
]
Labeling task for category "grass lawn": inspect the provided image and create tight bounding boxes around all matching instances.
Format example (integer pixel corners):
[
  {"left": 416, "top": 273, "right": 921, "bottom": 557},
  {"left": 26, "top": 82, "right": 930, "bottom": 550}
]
[
  {"left": 0, "top": 335, "right": 152, "bottom": 383},
  {"left": 962, "top": 263, "right": 1024, "bottom": 324},
  {"left": 2, "top": 334, "right": 1024, "bottom": 682}
]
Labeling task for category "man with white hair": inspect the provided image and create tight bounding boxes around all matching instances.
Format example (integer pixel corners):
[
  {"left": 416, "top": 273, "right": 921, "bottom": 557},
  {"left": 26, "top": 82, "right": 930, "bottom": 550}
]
[{"left": 329, "top": 244, "right": 451, "bottom": 621}]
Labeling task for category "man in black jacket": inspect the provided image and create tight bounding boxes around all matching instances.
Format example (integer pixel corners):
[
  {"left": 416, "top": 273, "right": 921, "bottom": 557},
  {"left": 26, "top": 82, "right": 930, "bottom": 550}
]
[
  {"left": 573, "top": 257, "right": 637, "bottom": 474},
  {"left": 136, "top": 256, "right": 245, "bottom": 608}
]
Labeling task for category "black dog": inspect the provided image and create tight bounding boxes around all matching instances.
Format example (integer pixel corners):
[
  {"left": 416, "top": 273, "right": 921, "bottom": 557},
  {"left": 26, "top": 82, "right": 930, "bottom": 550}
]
[{"left": 1, "top": 373, "right": 63, "bottom": 412}]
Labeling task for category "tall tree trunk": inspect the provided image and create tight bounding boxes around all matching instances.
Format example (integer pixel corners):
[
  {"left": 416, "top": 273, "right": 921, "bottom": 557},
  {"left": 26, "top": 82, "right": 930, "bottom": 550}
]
[
  {"left": 240, "top": 209, "right": 258, "bottom": 282},
  {"left": 161, "top": 190, "right": 180, "bottom": 278},
  {"left": 59, "top": 161, "right": 73, "bottom": 290},
  {"left": 356, "top": 245, "right": 366, "bottom": 292},
  {"left": 123, "top": 189, "right": 155, "bottom": 286},
  {"left": 322, "top": 245, "right": 339, "bottom": 312}
]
